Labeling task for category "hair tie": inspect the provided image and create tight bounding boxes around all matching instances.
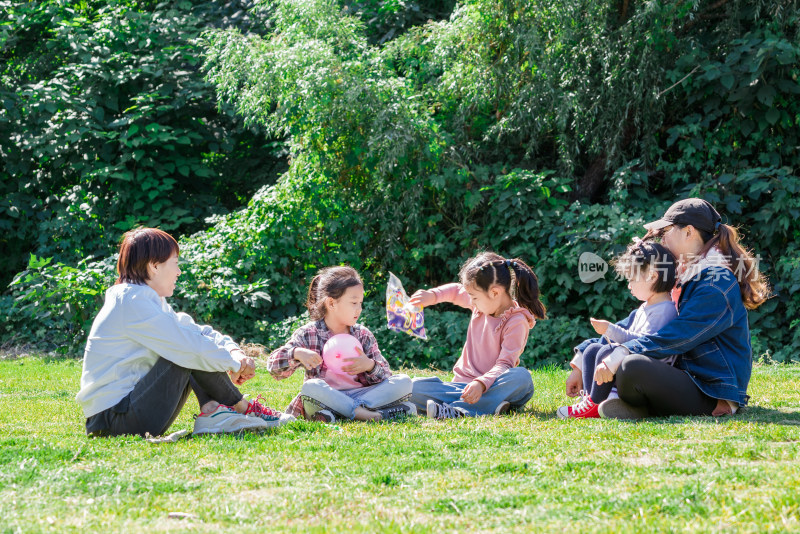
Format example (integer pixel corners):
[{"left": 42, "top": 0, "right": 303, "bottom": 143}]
[
  {"left": 714, "top": 221, "right": 721, "bottom": 232},
  {"left": 505, "top": 259, "right": 511, "bottom": 269}
]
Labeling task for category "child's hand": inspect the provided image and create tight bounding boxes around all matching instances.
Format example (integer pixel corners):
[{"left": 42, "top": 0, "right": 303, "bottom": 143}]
[
  {"left": 341, "top": 347, "right": 376, "bottom": 375},
  {"left": 594, "top": 362, "right": 614, "bottom": 384},
  {"left": 409, "top": 289, "right": 435, "bottom": 308},
  {"left": 565, "top": 368, "right": 582, "bottom": 398},
  {"left": 460, "top": 381, "right": 485, "bottom": 404},
  {"left": 294, "top": 348, "right": 322, "bottom": 371},
  {"left": 590, "top": 318, "right": 611, "bottom": 336},
  {"left": 229, "top": 349, "right": 255, "bottom": 385}
]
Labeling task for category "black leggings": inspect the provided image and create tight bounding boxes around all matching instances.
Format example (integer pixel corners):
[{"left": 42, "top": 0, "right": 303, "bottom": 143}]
[
  {"left": 616, "top": 354, "right": 717, "bottom": 416},
  {"left": 85, "top": 357, "right": 243, "bottom": 437}
]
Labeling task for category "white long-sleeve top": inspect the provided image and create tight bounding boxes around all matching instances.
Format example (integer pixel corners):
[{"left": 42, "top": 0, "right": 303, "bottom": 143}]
[{"left": 76, "top": 283, "right": 241, "bottom": 417}]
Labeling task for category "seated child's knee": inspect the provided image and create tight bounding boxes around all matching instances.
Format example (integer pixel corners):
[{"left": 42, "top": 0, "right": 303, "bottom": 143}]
[
  {"left": 300, "top": 378, "right": 327, "bottom": 394},
  {"left": 411, "top": 375, "right": 440, "bottom": 384},
  {"left": 391, "top": 374, "right": 413, "bottom": 394},
  {"left": 508, "top": 366, "right": 532, "bottom": 381}
]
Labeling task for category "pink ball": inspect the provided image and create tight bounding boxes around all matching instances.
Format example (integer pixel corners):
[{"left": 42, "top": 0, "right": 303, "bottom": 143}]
[{"left": 322, "top": 334, "right": 364, "bottom": 373}]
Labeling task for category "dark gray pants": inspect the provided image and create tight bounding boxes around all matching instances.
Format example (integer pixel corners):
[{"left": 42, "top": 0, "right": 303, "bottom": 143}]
[
  {"left": 85, "top": 358, "right": 243, "bottom": 437},
  {"left": 615, "top": 354, "right": 717, "bottom": 416}
]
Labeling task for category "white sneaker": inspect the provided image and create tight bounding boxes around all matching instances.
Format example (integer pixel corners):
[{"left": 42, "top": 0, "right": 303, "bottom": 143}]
[
  {"left": 244, "top": 395, "right": 296, "bottom": 428},
  {"left": 598, "top": 398, "right": 649, "bottom": 420},
  {"left": 193, "top": 405, "right": 269, "bottom": 435}
]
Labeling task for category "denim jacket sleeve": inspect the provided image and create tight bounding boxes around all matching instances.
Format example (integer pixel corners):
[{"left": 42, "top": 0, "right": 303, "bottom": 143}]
[{"left": 621, "top": 281, "right": 733, "bottom": 359}]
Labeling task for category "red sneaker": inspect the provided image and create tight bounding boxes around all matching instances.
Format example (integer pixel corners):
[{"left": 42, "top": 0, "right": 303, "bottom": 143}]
[
  {"left": 244, "top": 395, "right": 296, "bottom": 427},
  {"left": 557, "top": 391, "right": 600, "bottom": 419}
]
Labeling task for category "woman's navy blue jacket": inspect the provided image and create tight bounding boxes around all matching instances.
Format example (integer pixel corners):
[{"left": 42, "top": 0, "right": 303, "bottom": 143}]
[
  {"left": 620, "top": 266, "right": 752, "bottom": 405},
  {"left": 574, "top": 266, "right": 752, "bottom": 405}
]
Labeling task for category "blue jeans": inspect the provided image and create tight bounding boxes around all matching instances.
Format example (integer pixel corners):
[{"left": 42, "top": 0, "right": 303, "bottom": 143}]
[
  {"left": 409, "top": 367, "right": 534, "bottom": 416},
  {"left": 300, "top": 374, "right": 412, "bottom": 420}
]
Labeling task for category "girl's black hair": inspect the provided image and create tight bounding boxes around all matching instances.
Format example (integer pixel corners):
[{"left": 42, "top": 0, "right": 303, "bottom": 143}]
[
  {"left": 305, "top": 266, "right": 363, "bottom": 320},
  {"left": 458, "top": 252, "right": 547, "bottom": 319},
  {"left": 614, "top": 241, "right": 677, "bottom": 294}
]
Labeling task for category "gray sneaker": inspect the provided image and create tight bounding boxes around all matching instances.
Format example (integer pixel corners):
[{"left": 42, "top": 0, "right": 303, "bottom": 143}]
[
  {"left": 377, "top": 402, "right": 417, "bottom": 421},
  {"left": 193, "top": 405, "right": 269, "bottom": 435},
  {"left": 598, "top": 398, "right": 649, "bottom": 420},
  {"left": 494, "top": 401, "right": 511, "bottom": 416},
  {"left": 426, "top": 400, "right": 466, "bottom": 419},
  {"left": 312, "top": 409, "right": 336, "bottom": 423}
]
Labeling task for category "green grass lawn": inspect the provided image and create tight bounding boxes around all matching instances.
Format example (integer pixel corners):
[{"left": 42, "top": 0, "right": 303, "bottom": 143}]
[{"left": 1, "top": 357, "right": 799, "bottom": 533}]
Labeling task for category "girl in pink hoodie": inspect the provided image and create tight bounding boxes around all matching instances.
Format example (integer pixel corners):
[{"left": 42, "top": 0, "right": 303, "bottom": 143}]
[{"left": 408, "top": 252, "right": 547, "bottom": 419}]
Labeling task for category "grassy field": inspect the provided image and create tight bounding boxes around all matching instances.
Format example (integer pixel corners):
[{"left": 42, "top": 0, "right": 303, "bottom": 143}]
[{"left": 1, "top": 356, "right": 798, "bottom": 533}]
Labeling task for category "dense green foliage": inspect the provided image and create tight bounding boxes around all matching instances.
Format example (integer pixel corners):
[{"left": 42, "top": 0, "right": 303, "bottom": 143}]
[
  {"left": 2, "top": 0, "right": 799, "bottom": 367},
  {"left": 0, "top": 0, "right": 285, "bottom": 285}
]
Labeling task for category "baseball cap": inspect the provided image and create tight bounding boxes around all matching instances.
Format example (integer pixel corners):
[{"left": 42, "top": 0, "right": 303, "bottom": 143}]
[{"left": 644, "top": 198, "right": 722, "bottom": 235}]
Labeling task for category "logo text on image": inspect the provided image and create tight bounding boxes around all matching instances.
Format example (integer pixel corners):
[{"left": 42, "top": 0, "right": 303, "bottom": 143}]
[{"left": 578, "top": 252, "right": 608, "bottom": 283}]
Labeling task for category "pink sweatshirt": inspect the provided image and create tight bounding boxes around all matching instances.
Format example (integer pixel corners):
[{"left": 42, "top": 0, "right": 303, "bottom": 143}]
[{"left": 430, "top": 283, "right": 536, "bottom": 390}]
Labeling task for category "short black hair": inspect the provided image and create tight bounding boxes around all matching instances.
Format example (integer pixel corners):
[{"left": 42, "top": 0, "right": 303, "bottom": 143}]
[
  {"left": 116, "top": 228, "right": 179, "bottom": 285},
  {"left": 615, "top": 241, "right": 677, "bottom": 294}
]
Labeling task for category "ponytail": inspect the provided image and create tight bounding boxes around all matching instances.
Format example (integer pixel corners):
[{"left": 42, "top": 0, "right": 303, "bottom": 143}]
[
  {"left": 459, "top": 252, "right": 547, "bottom": 319},
  {"left": 509, "top": 258, "right": 547, "bottom": 319},
  {"left": 305, "top": 274, "right": 323, "bottom": 319},
  {"left": 700, "top": 224, "right": 770, "bottom": 310}
]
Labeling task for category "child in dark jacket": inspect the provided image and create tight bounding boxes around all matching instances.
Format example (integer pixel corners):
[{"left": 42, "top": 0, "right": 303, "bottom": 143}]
[{"left": 559, "top": 242, "right": 678, "bottom": 419}]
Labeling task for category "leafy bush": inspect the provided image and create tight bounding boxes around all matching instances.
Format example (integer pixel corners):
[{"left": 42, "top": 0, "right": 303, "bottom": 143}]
[
  {"left": 340, "top": 0, "right": 457, "bottom": 45},
  {"left": 3, "top": 0, "right": 799, "bottom": 366},
  {"left": 0, "top": 0, "right": 284, "bottom": 285},
  {"left": 1, "top": 255, "right": 115, "bottom": 353}
]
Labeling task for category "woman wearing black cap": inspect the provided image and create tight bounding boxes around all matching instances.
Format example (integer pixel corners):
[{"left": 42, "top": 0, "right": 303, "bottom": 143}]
[{"left": 583, "top": 198, "right": 770, "bottom": 419}]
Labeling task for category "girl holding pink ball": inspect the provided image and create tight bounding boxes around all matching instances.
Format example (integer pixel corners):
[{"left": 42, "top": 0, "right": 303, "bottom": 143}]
[{"left": 267, "top": 266, "right": 413, "bottom": 423}]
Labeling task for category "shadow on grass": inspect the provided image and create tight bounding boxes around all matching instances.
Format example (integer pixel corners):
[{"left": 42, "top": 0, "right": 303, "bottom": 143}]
[
  {"left": 521, "top": 405, "right": 800, "bottom": 426},
  {"left": 737, "top": 406, "right": 800, "bottom": 425}
]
